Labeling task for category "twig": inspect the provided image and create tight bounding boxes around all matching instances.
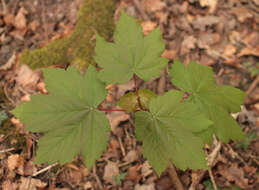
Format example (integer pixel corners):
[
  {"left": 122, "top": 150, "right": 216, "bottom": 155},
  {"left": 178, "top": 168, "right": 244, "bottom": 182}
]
[
  {"left": 32, "top": 163, "right": 58, "bottom": 177},
  {"left": 168, "top": 162, "right": 184, "bottom": 190},
  {"left": 1, "top": 0, "right": 7, "bottom": 14},
  {"left": 93, "top": 164, "right": 103, "bottom": 190},
  {"left": 246, "top": 75, "right": 259, "bottom": 96},
  {"left": 41, "top": 0, "right": 49, "bottom": 42},
  {"left": 189, "top": 137, "right": 221, "bottom": 190},
  {"left": 118, "top": 136, "right": 126, "bottom": 157},
  {"left": 132, "top": 0, "right": 149, "bottom": 20},
  {"left": 205, "top": 136, "right": 221, "bottom": 190},
  {"left": 0, "top": 147, "right": 15, "bottom": 153},
  {"left": 206, "top": 139, "right": 222, "bottom": 167},
  {"left": 225, "top": 144, "right": 245, "bottom": 163},
  {"left": 208, "top": 168, "right": 218, "bottom": 190},
  {"left": 188, "top": 170, "right": 207, "bottom": 190}
]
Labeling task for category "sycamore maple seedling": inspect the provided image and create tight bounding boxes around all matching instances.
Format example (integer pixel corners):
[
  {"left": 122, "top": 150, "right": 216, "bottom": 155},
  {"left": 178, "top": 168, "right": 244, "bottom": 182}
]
[{"left": 11, "top": 11, "right": 246, "bottom": 176}]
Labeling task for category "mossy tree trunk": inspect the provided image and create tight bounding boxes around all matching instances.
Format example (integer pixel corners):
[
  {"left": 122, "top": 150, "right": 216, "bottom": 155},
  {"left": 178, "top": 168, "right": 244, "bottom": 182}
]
[{"left": 20, "top": 0, "right": 117, "bottom": 69}]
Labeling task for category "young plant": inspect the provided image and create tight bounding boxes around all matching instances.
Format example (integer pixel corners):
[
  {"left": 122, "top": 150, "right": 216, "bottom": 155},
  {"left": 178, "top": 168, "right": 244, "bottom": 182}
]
[{"left": 11, "top": 11, "right": 246, "bottom": 176}]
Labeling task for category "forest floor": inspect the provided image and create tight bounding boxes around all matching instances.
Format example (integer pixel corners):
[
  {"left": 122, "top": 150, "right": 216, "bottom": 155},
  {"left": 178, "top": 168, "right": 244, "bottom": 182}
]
[{"left": 0, "top": 0, "right": 259, "bottom": 189}]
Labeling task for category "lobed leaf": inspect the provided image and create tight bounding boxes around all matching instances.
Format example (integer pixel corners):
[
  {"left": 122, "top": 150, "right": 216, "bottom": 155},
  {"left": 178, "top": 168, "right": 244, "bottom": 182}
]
[
  {"left": 11, "top": 66, "right": 110, "bottom": 168},
  {"left": 94, "top": 11, "right": 168, "bottom": 84},
  {"left": 135, "top": 90, "right": 211, "bottom": 175},
  {"left": 170, "top": 60, "right": 246, "bottom": 143}
]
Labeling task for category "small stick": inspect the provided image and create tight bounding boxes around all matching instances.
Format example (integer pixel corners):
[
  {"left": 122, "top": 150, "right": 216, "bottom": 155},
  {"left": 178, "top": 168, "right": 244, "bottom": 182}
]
[
  {"left": 132, "top": 0, "right": 149, "bottom": 20},
  {"left": 32, "top": 163, "right": 58, "bottom": 177},
  {"left": 246, "top": 75, "right": 259, "bottom": 96},
  {"left": 208, "top": 168, "right": 218, "bottom": 190},
  {"left": 93, "top": 164, "right": 103, "bottom": 190},
  {"left": 0, "top": 147, "right": 15, "bottom": 153},
  {"left": 168, "top": 162, "right": 184, "bottom": 190},
  {"left": 118, "top": 137, "right": 126, "bottom": 157},
  {"left": 1, "top": 0, "right": 7, "bottom": 14},
  {"left": 206, "top": 136, "right": 221, "bottom": 190}
]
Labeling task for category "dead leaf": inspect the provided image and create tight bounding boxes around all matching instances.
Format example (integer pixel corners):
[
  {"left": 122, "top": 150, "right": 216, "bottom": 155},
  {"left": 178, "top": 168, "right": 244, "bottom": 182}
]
[
  {"left": 19, "top": 177, "right": 47, "bottom": 190},
  {"left": 134, "top": 183, "right": 155, "bottom": 190},
  {"left": 199, "top": 0, "right": 218, "bottom": 13},
  {"left": 238, "top": 46, "right": 259, "bottom": 57},
  {"left": 144, "top": 0, "right": 166, "bottom": 12},
  {"left": 123, "top": 150, "right": 139, "bottom": 163},
  {"left": 126, "top": 164, "right": 142, "bottom": 183},
  {"left": 231, "top": 7, "right": 253, "bottom": 23},
  {"left": 141, "top": 161, "right": 153, "bottom": 179},
  {"left": 242, "top": 32, "right": 259, "bottom": 48},
  {"left": 14, "top": 7, "right": 28, "bottom": 29},
  {"left": 142, "top": 21, "right": 157, "bottom": 35},
  {"left": 116, "top": 80, "right": 135, "bottom": 98},
  {"left": 197, "top": 33, "right": 220, "bottom": 49},
  {"left": 180, "top": 35, "right": 196, "bottom": 55},
  {"left": 223, "top": 44, "right": 236, "bottom": 58},
  {"left": 3, "top": 13, "right": 14, "bottom": 25},
  {"left": 192, "top": 16, "right": 220, "bottom": 31},
  {"left": 107, "top": 111, "right": 130, "bottom": 133},
  {"left": 8, "top": 154, "right": 21, "bottom": 171},
  {"left": 15, "top": 65, "right": 40, "bottom": 91},
  {"left": 253, "top": 0, "right": 259, "bottom": 6},
  {"left": 217, "top": 163, "right": 250, "bottom": 189},
  {"left": 103, "top": 161, "right": 120, "bottom": 184},
  {"left": 29, "top": 20, "right": 40, "bottom": 32},
  {"left": 24, "top": 160, "right": 37, "bottom": 176},
  {"left": 2, "top": 180, "right": 18, "bottom": 190},
  {"left": 162, "top": 49, "right": 176, "bottom": 60}
]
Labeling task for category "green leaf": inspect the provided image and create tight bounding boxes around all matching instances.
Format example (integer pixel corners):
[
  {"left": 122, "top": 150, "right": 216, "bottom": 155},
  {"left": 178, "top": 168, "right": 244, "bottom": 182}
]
[
  {"left": 118, "top": 89, "right": 157, "bottom": 112},
  {"left": 11, "top": 66, "right": 110, "bottom": 168},
  {"left": 170, "top": 60, "right": 246, "bottom": 143},
  {"left": 135, "top": 90, "right": 211, "bottom": 175},
  {"left": 0, "top": 110, "right": 8, "bottom": 125},
  {"left": 94, "top": 11, "right": 168, "bottom": 84}
]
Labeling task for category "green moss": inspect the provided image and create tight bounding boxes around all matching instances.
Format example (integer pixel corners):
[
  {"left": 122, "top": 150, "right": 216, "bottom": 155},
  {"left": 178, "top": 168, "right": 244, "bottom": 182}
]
[
  {"left": 20, "top": 0, "right": 117, "bottom": 69},
  {"left": 0, "top": 119, "right": 26, "bottom": 151}
]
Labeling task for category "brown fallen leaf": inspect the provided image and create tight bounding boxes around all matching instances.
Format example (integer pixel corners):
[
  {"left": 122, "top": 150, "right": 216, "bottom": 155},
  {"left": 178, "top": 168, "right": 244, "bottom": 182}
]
[
  {"left": 192, "top": 16, "right": 220, "bottom": 31},
  {"left": 199, "top": 0, "right": 218, "bottom": 13},
  {"left": 223, "top": 44, "right": 236, "bottom": 58},
  {"left": 125, "top": 164, "right": 142, "bottom": 183},
  {"left": 14, "top": 7, "right": 28, "bottom": 30},
  {"left": 123, "top": 150, "right": 139, "bottom": 163},
  {"left": 242, "top": 32, "right": 259, "bottom": 48},
  {"left": 134, "top": 183, "right": 155, "bottom": 190},
  {"left": 237, "top": 46, "right": 259, "bottom": 57},
  {"left": 143, "top": 0, "right": 166, "bottom": 13},
  {"left": 180, "top": 35, "right": 197, "bottom": 55},
  {"left": 3, "top": 13, "right": 15, "bottom": 25},
  {"left": 107, "top": 111, "right": 130, "bottom": 134},
  {"left": 28, "top": 20, "right": 40, "bottom": 32},
  {"left": 197, "top": 33, "right": 220, "bottom": 49},
  {"left": 19, "top": 177, "right": 47, "bottom": 190},
  {"left": 231, "top": 7, "right": 253, "bottom": 23},
  {"left": 2, "top": 180, "right": 18, "bottom": 190},
  {"left": 217, "top": 163, "right": 250, "bottom": 189},
  {"left": 162, "top": 49, "right": 176, "bottom": 60},
  {"left": 142, "top": 21, "right": 157, "bottom": 35},
  {"left": 15, "top": 64, "right": 41, "bottom": 91},
  {"left": 103, "top": 161, "right": 120, "bottom": 184},
  {"left": 8, "top": 154, "right": 21, "bottom": 171}
]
